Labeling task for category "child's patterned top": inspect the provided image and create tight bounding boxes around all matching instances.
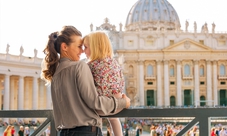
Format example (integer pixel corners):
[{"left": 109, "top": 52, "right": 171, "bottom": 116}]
[{"left": 88, "top": 57, "right": 125, "bottom": 97}]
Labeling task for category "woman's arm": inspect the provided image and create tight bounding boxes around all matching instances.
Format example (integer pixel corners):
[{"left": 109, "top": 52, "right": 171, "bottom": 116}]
[{"left": 77, "top": 62, "right": 129, "bottom": 114}]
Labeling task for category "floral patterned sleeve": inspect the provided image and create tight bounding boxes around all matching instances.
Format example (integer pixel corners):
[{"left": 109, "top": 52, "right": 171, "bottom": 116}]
[{"left": 88, "top": 57, "right": 125, "bottom": 97}]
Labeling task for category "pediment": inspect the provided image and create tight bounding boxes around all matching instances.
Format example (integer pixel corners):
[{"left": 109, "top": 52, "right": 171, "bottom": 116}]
[{"left": 162, "top": 38, "right": 213, "bottom": 52}]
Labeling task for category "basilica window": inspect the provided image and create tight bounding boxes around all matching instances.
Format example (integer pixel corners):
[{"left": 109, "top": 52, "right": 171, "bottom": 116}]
[
  {"left": 164, "top": 9, "right": 167, "bottom": 15},
  {"left": 129, "top": 65, "right": 134, "bottom": 75},
  {"left": 128, "top": 40, "right": 134, "bottom": 46},
  {"left": 218, "top": 40, "right": 226, "bottom": 46},
  {"left": 199, "top": 40, "right": 204, "bottom": 45},
  {"left": 169, "top": 40, "right": 174, "bottom": 45},
  {"left": 220, "top": 64, "right": 226, "bottom": 76},
  {"left": 147, "top": 65, "right": 153, "bottom": 76},
  {"left": 218, "top": 35, "right": 226, "bottom": 46},
  {"left": 170, "top": 81, "right": 175, "bottom": 85},
  {"left": 169, "top": 65, "right": 174, "bottom": 77},
  {"left": 184, "top": 64, "right": 190, "bottom": 76},
  {"left": 147, "top": 82, "right": 153, "bottom": 85},
  {"left": 200, "top": 65, "right": 204, "bottom": 76},
  {"left": 145, "top": 40, "right": 154, "bottom": 46},
  {"left": 145, "top": 36, "right": 154, "bottom": 46}
]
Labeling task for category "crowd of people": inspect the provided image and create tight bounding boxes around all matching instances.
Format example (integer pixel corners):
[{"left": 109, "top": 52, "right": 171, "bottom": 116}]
[
  {"left": 2, "top": 124, "right": 50, "bottom": 136},
  {"left": 3, "top": 125, "right": 26, "bottom": 136},
  {"left": 121, "top": 118, "right": 227, "bottom": 136}
]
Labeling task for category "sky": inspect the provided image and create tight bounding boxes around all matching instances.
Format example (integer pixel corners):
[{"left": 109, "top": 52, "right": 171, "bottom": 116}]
[{"left": 0, "top": 0, "right": 227, "bottom": 58}]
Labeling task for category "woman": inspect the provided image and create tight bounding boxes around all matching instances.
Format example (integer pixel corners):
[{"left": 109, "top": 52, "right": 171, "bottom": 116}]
[
  {"left": 24, "top": 126, "right": 30, "bottom": 136},
  {"left": 3, "top": 125, "right": 11, "bottom": 136},
  {"left": 18, "top": 126, "right": 24, "bottom": 136},
  {"left": 41, "top": 25, "right": 130, "bottom": 136}
]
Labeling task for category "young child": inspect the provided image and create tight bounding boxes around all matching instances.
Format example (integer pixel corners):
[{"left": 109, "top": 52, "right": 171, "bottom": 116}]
[{"left": 83, "top": 31, "right": 125, "bottom": 136}]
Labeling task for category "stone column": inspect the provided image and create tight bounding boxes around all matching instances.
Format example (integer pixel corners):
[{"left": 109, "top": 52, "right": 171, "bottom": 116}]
[
  {"left": 213, "top": 61, "right": 218, "bottom": 105},
  {"left": 194, "top": 60, "right": 199, "bottom": 106},
  {"left": 24, "top": 78, "right": 29, "bottom": 109},
  {"left": 17, "top": 76, "right": 24, "bottom": 123},
  {"left": 39, "top": 80, "right": 44, "bottom": 108},
  {"left": 3, "top": 74, "right": 10, "bottom": 123},
  {"left": 46, "top": 85, "right": 52, "bottom": 109},
  {"left": 32, "top": 77, "right": 38, "bottom": 110},
  {"left": 139, "top": 60, "right": 144, "bottom": 106},
  {"left": 156, "top": 60, "right": 162, "bottom": 106},
  {"left": 32, "top": 77, "right": 38, "bottom": 122},
  {"left": 17, "top": 76, "right": 24, "bottom": 122},
  {"left": 164, "top": 60, "right": 170, "bottom": 106},
  {"left": 206, "top": 60, "right": 212, "bottom": 106},
  {"left": 176, "top": 60, "right": 182, "bottom": 106},
  {"left": 10, "top": 77, "right": 15, "bottom": 110}
]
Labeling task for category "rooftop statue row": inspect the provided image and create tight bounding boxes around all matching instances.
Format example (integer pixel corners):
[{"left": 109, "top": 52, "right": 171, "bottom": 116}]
[
  {"left": 90, "top": 17, "right": 123, "bottom": 32},
  {"left": 186, "top": 20, "right": 216, "bottom": 33},
  {"left": 6, "top": 44, "right": 38, "bottom": 58},
  {"left": 125, "top": 20, "right": 216, "bottom": 33}
]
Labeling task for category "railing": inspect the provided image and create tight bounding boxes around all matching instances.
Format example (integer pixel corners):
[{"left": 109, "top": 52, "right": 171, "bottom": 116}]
[
  {"left": 1, "top": 108, "right": 227, "bottom": 136},
  {"left": 0, "top": 110, "right": 55, "bottom": 136},
  {"left": 194, "top": 100, "right": 215, "bottom": 108}
]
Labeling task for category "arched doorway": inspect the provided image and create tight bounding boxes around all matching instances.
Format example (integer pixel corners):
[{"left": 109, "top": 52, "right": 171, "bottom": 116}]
[
  {"left": 184, "top": 89, "right": 192, "bottom": 106},
  {"left": 170, "top": 96, "right": 176, "bottom": 106},
  {"left": 147, "top": 90, "right": 155, "bottom": 106},
  {"left": 200, "top": 96, "right": 206, "bottom": 106},
  {"left": 220, "top": 89, "right": 227, "bottom": 106}
]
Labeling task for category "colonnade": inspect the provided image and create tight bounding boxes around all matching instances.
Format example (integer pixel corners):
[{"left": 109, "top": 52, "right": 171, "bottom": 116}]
[
  {"left": 136, "top": 60, "right": 218, "bottom": 107},
  {"left": 1, "top": 74, "right": 52, "bottom": 123}
]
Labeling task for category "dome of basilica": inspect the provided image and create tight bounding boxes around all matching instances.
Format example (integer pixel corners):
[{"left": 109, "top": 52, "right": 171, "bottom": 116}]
[{"left": 125, "top": 0, "right": 181, "bottom": 31}]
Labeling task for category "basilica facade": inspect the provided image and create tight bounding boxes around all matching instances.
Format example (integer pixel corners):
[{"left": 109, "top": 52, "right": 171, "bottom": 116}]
[
  {"left": 92, "top": 0, "right": 227, "bottom": 107},
  {"left": 0, "top": 0, "right": 227, "bottom": 123}
]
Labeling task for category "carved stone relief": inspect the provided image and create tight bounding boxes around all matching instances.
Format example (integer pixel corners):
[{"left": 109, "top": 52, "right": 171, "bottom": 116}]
[{"left": 126, "top": 87, "right": 137, "bottom": 105}]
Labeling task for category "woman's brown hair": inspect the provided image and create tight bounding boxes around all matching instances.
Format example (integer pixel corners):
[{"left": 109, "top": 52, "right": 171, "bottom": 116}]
[{"left": 42, "top": 26, "right": 82, "bottom": 83}]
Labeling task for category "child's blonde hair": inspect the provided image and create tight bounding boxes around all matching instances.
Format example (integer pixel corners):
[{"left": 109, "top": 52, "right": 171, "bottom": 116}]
[{"left": 83, "top": 31, "right": 113, "bottom": 61}]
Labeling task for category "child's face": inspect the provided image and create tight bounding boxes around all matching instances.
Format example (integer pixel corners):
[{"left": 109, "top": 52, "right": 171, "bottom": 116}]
[{"left": 83, "top": 39, "right": 91, "bottom": 59}]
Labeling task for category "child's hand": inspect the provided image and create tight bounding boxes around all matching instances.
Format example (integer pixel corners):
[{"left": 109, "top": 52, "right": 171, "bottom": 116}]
[{"left": 122, "top": 94, "right": 131, "bottom": 108}]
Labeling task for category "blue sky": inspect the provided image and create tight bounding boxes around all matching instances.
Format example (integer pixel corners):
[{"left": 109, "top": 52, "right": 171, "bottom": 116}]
[{"left": 0, "top": 0, "right": 226, "bottom": 58}]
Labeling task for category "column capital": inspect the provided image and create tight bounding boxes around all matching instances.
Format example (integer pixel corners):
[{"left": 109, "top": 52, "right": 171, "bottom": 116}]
[
  {"left": 4, "top": 74, "right": 11, "bottom": 77},
  {"left": 124, "top": 60, "right": 136, "bottom": 64},
  {"left": 206, "top": 60, "right": 211, "bottom": 64},
  {"left": 156, "top": 60, "right": 162, "bottom": 64},
  {"left": 212, "top": 60, "right": 218, "bottom": 65},
  {"left": 176, "top": 60, "right": 182, "bottom": 65},
  {"left": 193, "top": 59, "right": 199, "bottom": 65},
  {"left": 164, "top": 60, "right": 169, "bottom": 65},
  {"left": 19, "top": 75, "right": 25, "bottom": 78},
  {"left": 137, "top": 60, "right": 144, "bottom": 65},
  {"left": 32, "top": 75, "right": 40, "bottom": 79}
]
